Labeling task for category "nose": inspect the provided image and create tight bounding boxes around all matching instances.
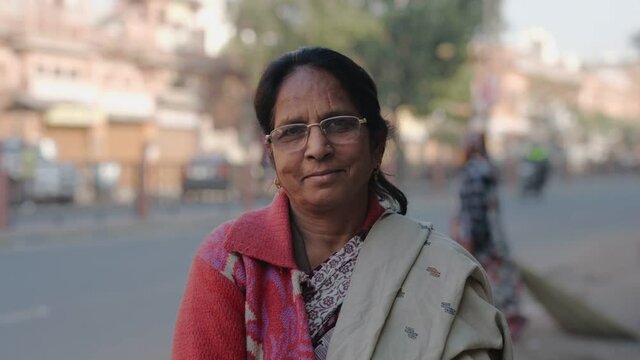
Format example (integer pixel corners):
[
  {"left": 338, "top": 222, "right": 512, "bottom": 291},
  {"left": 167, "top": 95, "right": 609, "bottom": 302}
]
[{"left": 304, "top": 124, "right": 333, "bottom": 159}]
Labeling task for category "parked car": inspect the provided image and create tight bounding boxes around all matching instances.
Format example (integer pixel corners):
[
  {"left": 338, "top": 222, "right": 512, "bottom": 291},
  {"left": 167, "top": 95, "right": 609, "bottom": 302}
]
[
  {"left": 30, "top": 160, "right": 77, "bottom": 203},
  {"left": 1, "top": 138, "right": 30, "bottom": 204},
  {"left": 1, "top": 138, "right": 77, "bottom": 204},
  {"left": 181, "top": 155, "right": 231, "bottom": 197}
]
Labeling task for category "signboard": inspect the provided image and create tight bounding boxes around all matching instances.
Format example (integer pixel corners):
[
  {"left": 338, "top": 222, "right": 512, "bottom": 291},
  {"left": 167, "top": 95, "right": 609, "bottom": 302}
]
[{"left": 45, "top": 104, "right": 105, "bottom": 127}]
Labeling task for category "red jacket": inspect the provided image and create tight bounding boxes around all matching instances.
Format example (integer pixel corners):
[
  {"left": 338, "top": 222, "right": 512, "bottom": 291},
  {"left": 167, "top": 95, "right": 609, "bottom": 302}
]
[{"left": 172, "top": 192, "right": 384, "bottom": 359}]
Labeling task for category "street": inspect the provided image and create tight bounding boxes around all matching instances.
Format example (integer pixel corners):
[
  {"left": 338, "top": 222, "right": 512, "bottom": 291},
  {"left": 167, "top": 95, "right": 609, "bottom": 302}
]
[{"left": 1, "top": 174, "right": 639, "bottom": 359}]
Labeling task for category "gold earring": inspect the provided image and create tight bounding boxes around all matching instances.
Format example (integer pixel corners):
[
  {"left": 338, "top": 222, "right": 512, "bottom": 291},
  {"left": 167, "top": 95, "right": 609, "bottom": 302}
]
[{"left": 274, "top": 178, "right": 281, "bottom": 190}]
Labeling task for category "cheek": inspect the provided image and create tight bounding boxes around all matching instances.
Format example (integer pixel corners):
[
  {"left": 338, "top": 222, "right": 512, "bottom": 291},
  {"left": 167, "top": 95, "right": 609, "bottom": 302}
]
[
  {"left": 349, "top": 147, "right": 376, "bottom": 176},
  {"left": 273, "top": 153, "right": 300, "bottom": 180}
]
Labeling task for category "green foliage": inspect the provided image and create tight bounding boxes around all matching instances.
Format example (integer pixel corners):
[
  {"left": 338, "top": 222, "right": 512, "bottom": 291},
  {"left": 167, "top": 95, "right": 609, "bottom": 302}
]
[
  {"left": 224, "top": 0, "right": 382, "bottom": 83},
  {"left": 577, "top": 112, "right": 618, "bottom": 132},
  {"left": 575, "top": 111, "right": 640, "bottom": 150},
  {"left": 428, "top": 63, "right": 474, "bottom": 121},
  {"left": 223, "top": 0, "right": 484, "bottom": 116},
  {"left": 355, "top": 0, "right": 483, "bottom": 114},
  {"left": 430, "top": 124, "right": 465, "bottom": 145}
]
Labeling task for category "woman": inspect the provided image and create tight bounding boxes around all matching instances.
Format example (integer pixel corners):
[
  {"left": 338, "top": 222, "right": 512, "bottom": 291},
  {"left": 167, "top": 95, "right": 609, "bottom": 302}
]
[
  {"left": 452, "top": 132, "right": 527, "bottom": 340},
  {"left": 173, "top": 47, "right": 512, "bottom": 359}
]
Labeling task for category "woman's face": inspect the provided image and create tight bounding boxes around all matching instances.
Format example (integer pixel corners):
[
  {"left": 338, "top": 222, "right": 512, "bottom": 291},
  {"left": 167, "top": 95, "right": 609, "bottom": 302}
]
[{"left": 271, "top": 66, "right": 379, "bottom": 213}]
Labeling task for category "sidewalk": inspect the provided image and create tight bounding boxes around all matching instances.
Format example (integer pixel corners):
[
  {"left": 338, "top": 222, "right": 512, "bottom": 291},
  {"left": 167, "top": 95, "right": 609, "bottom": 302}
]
[
  {"left": 0, "top": 202, "right": 249, "bottom": 251},
  {"left": 513, "top": 231, "right": 640, "bottom": 359}
]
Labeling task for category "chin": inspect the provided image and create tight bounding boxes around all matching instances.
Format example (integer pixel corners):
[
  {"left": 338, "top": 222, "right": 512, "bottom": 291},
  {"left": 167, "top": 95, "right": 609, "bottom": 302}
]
[
  {"left": 302, "top": 187, "right": 363, "bottom": 212},
  {"left": 303, "top": 193, "right": 342, "bottom": 211}
]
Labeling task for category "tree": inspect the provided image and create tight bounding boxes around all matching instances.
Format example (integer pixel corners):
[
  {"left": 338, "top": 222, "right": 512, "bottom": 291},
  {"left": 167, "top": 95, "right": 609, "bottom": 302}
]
[
  {"left": 355, "top": 0, "right": 483, "bottom": 116},
  {"left": 223, "top": 0, "right": 382, "bottom": 84},
  {"left": 222, "top": 0, "right": 485, "bottom": 117},
  {"left": 355, "top": 0, "right": 484, "bottom": 179}
]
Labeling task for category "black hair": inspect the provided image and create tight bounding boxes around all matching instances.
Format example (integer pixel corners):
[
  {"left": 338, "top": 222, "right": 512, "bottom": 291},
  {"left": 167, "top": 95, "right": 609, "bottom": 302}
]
[{"left": 254, "top": 47, "right": 407, "bottom": 215}]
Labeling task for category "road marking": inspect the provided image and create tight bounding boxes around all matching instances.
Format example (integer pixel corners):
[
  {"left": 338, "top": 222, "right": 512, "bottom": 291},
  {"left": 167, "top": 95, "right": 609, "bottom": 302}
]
[{"left": 0, "top": 305, "right": 51, "bottom": 326}]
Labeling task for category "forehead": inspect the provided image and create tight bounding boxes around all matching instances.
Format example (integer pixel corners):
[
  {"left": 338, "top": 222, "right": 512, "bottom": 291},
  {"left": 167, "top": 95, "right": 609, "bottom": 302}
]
[{"left": 273, "top": 66, "right": 356, "bottom": 124}]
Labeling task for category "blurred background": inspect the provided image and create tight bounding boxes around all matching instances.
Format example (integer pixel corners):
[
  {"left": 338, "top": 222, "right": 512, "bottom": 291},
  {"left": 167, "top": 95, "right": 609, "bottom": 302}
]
[{"left": 0, "top": 0, "right": 638, "bottom": 359}]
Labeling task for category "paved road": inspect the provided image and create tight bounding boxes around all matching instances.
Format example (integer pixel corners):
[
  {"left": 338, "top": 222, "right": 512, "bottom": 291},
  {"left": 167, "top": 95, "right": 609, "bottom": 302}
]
[
  {"left": 407, "top": 173, "right": 640, "bottom": 257},
  {"left": 0, "top": 200, "right": 253, "bottom": 360},
  {"left": 0, "top": 174, "right": 638, "bottom": 359},
  {"left": 5, "top": 197, "right": 243, "bottom": 233}
]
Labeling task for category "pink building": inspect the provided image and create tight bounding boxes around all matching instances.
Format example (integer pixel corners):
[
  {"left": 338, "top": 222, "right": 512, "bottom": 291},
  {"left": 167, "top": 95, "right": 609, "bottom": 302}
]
[
  {"left": 578, "top": 64, "right": 640, "bottom": 122},
  {"left": 475, "top": 38, "right": 639, "bottom": 159},
  {"left": 0, "top": 0, "right": 225, "bottom": 198}
]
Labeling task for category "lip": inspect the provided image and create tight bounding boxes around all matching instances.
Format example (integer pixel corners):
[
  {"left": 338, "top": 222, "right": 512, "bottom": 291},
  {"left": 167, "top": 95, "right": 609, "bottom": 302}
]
[{"left": 303, "top": 169, "right": 343, "bottom": 180}]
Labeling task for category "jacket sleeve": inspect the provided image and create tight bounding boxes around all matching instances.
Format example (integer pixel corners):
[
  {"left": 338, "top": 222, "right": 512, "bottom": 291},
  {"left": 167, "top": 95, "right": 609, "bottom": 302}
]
[
  {"left": 172, "top": 256, "right": 246, "bottom": 360},
  {"left": 443, "top": 270, "right": 513, "bottom": 360}
]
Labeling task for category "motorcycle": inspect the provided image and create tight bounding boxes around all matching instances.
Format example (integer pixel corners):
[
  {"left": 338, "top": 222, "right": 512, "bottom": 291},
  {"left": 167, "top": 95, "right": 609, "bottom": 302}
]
[{"left": 519, "top": 158, "right": 549, "bottom": 197}]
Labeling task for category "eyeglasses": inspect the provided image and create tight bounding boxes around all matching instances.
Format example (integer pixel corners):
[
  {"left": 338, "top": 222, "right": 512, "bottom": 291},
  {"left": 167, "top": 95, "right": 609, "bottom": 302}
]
[{"left": 266, "top": 115, "right": 367, "bottom": 152}]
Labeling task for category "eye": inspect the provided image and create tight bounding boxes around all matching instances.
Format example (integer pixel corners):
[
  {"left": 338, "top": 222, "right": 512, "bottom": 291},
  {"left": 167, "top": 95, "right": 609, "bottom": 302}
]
[
  {"left": 276, "top": 125, "right": 307, "bottom": 142},
  {"left": 324, "top": 116, "right": 358, "bottom": 133}
]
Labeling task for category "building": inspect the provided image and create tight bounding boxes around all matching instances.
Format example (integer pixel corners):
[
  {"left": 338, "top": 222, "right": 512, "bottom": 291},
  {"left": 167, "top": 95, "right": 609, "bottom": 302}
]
[
  {"left": 0, "top": 0, "right": 231, "bottom": 200},
  {"left": 578, "top": 64, "right": 640, "bottom": 122},
  {"left": 474, "top": 29, "right": 640, "bottom": 173}
]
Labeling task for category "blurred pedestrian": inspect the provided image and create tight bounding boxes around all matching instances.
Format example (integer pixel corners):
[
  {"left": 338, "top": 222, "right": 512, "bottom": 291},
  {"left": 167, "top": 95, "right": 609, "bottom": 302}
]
[
  {"left": 173, "top": 47, "right": 512, "bottom": 359},
  {"left": 451, "top": 131, "right": 527, "bottom": 340}
]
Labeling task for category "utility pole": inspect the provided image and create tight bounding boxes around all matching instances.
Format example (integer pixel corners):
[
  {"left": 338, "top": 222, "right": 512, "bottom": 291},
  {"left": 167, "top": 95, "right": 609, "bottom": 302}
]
[
  {"left": 0, "top": 143, "right": 8, "bottom": 230},
  {"left": 472, "top": 0, "right": 502, "bottom": 131},
  {"left": 482, "top": 0, "right": 502, "bottom": 45}
]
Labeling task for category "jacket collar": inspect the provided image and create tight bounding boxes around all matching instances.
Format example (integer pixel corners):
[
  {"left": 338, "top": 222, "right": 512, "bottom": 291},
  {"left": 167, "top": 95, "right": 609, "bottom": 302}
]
[{"left": 223, "top": 191, "right": 385, "bottom": 269}]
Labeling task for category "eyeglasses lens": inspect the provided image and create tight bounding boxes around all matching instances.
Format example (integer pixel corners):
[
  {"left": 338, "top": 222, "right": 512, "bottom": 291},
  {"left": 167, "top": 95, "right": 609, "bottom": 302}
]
[{"left": 271, "top": 116, "right": 363, "bottom": 152}]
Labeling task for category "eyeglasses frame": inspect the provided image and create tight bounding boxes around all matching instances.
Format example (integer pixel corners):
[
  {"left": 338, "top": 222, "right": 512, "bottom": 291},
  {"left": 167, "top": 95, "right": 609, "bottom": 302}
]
[{"left": 265, "top": 116, "right": 367, "bottom": 149}]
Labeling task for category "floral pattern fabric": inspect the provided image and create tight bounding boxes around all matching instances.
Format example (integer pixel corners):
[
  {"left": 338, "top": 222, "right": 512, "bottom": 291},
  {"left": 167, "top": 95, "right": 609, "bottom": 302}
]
[{"left": 300, "top": 235, "right": 363, "bottom": 360}]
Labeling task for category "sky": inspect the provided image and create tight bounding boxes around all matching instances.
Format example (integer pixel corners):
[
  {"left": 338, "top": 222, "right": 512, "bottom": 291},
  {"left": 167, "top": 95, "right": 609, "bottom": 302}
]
[
  {"left": 503, "top": 0, "right": 640, "bottom": 61},
  {"left": 90, "top": 0, "right": 114, "bottom": 20},
  {"left": 91, "top": 0, "right": 112, "bottom": 11}
]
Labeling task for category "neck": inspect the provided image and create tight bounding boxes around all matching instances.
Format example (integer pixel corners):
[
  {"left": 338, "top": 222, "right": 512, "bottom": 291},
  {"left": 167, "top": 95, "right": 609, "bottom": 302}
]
[{"left": 289, "top": 192, "right": 369, "bottom": 270}]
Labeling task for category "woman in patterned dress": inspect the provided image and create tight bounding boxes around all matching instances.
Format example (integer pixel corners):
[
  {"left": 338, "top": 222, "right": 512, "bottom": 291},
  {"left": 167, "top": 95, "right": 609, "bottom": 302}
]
[{"left": 451, "top": 132, "right": 527, "bottom": 340}]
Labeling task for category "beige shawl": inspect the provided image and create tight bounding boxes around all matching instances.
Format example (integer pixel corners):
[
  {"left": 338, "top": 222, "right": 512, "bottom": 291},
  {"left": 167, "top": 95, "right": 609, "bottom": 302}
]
[{"left": 327, "top": 213, "right": 513, "bottom": 360}]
